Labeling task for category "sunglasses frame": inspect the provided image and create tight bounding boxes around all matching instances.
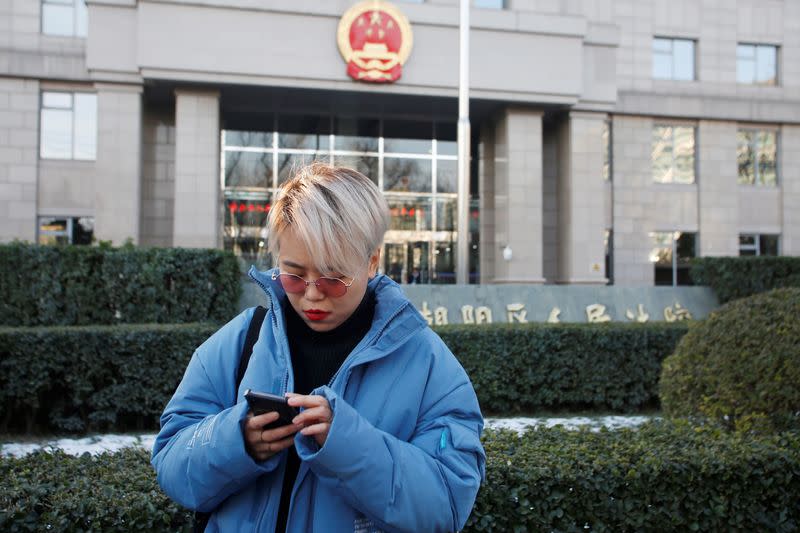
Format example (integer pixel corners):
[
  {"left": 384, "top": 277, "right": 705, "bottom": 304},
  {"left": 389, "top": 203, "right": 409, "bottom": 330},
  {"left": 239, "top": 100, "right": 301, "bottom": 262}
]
[{"left": 271, "top": 271, "right": 355, "bottom": 297}]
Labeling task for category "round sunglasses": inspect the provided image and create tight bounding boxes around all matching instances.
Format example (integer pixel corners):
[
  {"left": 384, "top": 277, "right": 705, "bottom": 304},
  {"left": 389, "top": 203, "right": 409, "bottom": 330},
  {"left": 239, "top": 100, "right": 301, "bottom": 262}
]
[{"left": 271, "top": 271, "right": 355, "bottom": 298}]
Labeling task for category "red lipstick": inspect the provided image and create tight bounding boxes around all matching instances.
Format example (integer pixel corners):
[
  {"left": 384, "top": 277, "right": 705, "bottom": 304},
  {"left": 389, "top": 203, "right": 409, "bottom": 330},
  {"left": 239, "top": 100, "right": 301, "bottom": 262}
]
[{"left": 304, "top": 309, "right": 331, "bottom": 321}]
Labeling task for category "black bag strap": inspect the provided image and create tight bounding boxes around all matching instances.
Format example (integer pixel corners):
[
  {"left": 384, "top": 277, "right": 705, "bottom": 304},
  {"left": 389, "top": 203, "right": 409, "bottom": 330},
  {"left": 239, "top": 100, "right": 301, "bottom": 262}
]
[
  {"left": 236, "top": 305, "right": 267, "bottom": 390},
  {"left": 194, "top": 305, "right": 267, "bottom": 533}
]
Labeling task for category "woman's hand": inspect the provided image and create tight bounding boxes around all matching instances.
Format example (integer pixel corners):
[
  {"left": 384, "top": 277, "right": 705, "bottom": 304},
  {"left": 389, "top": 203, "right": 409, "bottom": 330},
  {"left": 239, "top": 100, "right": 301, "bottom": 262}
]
[
  {"left": 287, "top": 393, "right": 333, "bottom": 448},
  {"left": 243, "top": 411, "right": 301, "bottom": 462}
]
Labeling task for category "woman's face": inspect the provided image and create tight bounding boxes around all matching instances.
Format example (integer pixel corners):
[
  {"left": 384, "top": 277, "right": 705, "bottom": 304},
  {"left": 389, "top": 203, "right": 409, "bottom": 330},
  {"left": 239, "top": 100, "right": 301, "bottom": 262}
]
[{"left": 278, "top": 227, "right": 380, "bottom": 332}]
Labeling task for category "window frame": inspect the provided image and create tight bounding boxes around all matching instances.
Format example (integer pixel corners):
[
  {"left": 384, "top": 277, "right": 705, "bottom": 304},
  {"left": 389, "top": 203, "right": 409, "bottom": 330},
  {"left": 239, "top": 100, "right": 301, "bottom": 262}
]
[
  {"left": 652, "top": 37, "right": 696, "bottom": 81},
  {"left": 41, "top": 0, "right": 88, "bottom": 38},
  {"left": 652, "top": 124, "right": 697, "bottom": 185},
  {"left": 39, "top": 90, "right": 98, "bottom": 161},
  {"left": 739, "top": 234, "right": 780, "bottom": 256},
  {"left": 650, "top": 231, "right": 697, "bottom": 287},
  {"left": 736, "top": 43, "right": 779, "bottom": 86},
  {"left": 37, "top": 216, "right": 94, "bottom": 245},
  {"left": 737, "top": 127, "right": 779, "bottom": 187}
]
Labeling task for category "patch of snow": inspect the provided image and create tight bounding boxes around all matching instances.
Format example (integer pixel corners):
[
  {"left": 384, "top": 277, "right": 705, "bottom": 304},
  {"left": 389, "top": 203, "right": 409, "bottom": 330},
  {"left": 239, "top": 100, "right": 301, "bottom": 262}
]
[
  {"left": 0, "top": 416, "right": 656, "bottom": 457},
  {"left": 1, "top": 434, "right": 156, "bottom": 458},
  {"left": 485, "top": 415, "right": 656, "bottom": 433}
]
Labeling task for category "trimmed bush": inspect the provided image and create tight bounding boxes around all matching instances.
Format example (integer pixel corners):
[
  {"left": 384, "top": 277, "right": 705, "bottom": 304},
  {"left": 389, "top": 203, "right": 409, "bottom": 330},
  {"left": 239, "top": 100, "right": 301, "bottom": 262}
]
[
  {"left": 691, "top": 256, "right": 800, "bottom": 304},
  {"left": 466, "top": 421, "right": 800, "bottom": 532},
  {"left": 0, "top": 448, "right": 192, "bottom": 532},
  {"left": 660, "top": 288, "right": 800, "bottom": 433},
  {"left": 0, "top": 323, "right": 219, "bottom": 433},
  {"left": 0, "top": 322, "right": 688, "bottom": 433},
  {"left": 0, "top": 242, "right": 241, "bottom": 327},
  {"left": 1, "top": 422, "right": 799, "bottom": 532},
  {"left": 439, "top": 322, "right": 688, "bottom": 414}
]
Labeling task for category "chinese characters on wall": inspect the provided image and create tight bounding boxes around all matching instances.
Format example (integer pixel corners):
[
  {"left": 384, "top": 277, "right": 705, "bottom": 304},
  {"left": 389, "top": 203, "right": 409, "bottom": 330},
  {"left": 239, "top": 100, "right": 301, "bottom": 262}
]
[{"left": 416, "top": 301, "right": 693, "bottom": 326}]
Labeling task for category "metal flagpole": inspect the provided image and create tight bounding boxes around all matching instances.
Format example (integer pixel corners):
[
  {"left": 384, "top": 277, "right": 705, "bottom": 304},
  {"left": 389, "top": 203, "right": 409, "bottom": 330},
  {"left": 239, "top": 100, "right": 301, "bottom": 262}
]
[{"left": 456, "top": 0, "right": 471, "bottom": 284}]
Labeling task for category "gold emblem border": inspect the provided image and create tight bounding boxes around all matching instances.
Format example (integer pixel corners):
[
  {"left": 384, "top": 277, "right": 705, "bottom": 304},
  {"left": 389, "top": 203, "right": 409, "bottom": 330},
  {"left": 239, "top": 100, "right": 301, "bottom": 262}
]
[{"left": 337, "top": 0, "right": 413, "bottom": 65}]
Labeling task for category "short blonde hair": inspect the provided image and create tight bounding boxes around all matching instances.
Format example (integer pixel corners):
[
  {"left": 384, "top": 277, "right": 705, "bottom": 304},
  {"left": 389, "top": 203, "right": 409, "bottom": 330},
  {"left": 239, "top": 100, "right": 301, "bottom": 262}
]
[{"left": 267, "top": 162, "right": 390, "bottom": 276}]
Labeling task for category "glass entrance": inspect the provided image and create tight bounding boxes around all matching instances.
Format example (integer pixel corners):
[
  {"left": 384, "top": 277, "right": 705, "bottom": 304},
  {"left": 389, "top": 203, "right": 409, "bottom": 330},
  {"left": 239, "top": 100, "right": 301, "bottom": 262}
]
[
  {"left": 384, "top": 241, "right": 430, "bottom": 284},
  {"left": 221, "top": 114, "right": 477, "bottom": 283}
]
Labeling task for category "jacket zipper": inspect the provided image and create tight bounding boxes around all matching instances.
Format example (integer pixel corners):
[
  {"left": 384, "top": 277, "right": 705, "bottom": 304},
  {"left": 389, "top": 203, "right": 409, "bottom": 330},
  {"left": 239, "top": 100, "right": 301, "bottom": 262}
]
[{"left": 325, "top": 300, "right": 410, "bottom": 389}]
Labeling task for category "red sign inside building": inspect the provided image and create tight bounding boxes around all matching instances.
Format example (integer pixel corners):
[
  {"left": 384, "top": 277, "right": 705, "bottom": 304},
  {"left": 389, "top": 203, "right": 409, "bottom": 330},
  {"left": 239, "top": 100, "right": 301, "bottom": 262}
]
[{"left": 337, "top": 1, "right": 413, "bottom": 83}]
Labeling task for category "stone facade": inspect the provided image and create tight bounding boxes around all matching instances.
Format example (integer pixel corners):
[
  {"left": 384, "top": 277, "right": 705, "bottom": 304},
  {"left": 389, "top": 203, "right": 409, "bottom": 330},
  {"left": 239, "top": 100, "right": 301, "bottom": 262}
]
[{"left": 0, "top": 0, "right": 798, "bottom": 285}]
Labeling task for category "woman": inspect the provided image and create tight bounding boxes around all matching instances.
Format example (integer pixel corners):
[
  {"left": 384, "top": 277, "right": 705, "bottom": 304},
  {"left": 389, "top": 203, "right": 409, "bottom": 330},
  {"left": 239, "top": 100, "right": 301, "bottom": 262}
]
[{"left": 152, "top": 163, "right": 485, "bottom": 532}]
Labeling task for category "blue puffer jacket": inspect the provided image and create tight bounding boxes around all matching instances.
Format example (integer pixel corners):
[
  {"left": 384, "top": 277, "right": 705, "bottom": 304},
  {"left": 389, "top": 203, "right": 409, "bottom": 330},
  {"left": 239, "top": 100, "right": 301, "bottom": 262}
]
[{"left": 152, "top": 267, "right": 486, "bottom": 532}]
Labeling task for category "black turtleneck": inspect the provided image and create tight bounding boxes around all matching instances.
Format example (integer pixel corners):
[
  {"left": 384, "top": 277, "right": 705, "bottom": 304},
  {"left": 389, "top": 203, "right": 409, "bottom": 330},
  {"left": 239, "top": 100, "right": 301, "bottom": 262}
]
[{"left": 274, "top": 288, "right": 376, "bottom": 533}]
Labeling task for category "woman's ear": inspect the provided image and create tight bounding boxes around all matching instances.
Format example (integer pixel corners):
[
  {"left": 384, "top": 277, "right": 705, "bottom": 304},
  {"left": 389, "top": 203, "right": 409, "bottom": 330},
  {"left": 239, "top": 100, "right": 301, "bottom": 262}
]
[{"left": 367, "top": 248, "right": 382, "bottom": 278}]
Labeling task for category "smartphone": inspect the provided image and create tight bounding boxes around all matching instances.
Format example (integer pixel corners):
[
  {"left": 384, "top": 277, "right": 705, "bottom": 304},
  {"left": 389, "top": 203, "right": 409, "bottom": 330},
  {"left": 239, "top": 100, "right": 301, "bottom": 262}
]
[{"left": 244, "top": 389, "right": 300, "bottom": 430}]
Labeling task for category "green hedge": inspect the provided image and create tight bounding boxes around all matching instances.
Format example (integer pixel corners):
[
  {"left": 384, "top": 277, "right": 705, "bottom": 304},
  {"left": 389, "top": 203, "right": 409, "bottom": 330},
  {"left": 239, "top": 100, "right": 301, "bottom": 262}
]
[
  {"left": 661, "top": 288, "right": 800, "bottom": 433},
  {"left": 2, "top": 422, "right": 798, "bottom": 532},
  {"left": 690, "top": 256, "right": 800, "bottom": 304},
  {"left": 0, "top": 323, "right": 218, "bottom": 433},
  {"left": 438, "top": 322, "right": 688, "bottom": 414},
  {"left": 0, "top": 243, "right": 241, "bottom": 327},
  {"left": 466, "top": 422, "right": 800, "bottom": 532},
  {"left": 0, "top": 449, "right": 192, "bottom": 532},
  {"left": 0, "top": 322, "right": 687, "bottom": 433}
]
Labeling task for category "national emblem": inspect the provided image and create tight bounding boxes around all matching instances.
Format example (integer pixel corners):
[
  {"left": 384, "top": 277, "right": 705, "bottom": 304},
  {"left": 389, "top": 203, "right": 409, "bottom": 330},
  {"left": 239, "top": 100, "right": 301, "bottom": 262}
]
[{"left": 337, "top": 1, "right": 413, "bottom": 83}]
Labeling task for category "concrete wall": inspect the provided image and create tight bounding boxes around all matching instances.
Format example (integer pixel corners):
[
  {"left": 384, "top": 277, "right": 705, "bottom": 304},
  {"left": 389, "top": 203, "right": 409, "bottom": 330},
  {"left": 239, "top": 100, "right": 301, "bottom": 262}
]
[
  {"left": 542, "top": 123, "right": 559, "bottom": 283},
  {"left": 140, "top": 104, "right": 176, "bottom": 247},
  {"left": 556, "top": 111, "right": 607, "bottom": 283},
  {"left": 0, "top": 78, "right": 38, "bottom": 242},
  {"left": 94, "top": 84, "right": 142, "bottom": 244},
  {"left": 173, "top": 89, "right": 221, "bottom": 248},
  {"left": 782, "top": 125, "right": 800, "bottom": 254},
  {"left": 488, "top": 108, "right": 545, "bottom": 283},
  {"left": 611, "top": 0, "right": 800, "bottom": 123},
  {"left": 84, "top": 0, "right": 607, "bottom": 106},
  {"left": 697, "top": 120, "right": 738, "bottom": 256}
]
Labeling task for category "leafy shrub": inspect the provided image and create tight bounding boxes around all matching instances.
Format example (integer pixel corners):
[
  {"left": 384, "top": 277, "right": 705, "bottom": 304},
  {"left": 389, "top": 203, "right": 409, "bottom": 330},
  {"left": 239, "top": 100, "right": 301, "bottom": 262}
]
[
  {"left": 0, "top": 448, "right": 192, "bottom": 532},
  {"left": 0, "top": 323, "right": 218, "bottom": 433},
  {"left": 466, "top": 421, "right": 800, "bottom": 532},
  {"left": 0, "top": 242, "right": 241, "bottom": 327},
  {"left": 691, "top": 256, "right": 800, "bottom": 304},
  {"left": 2, "top": 422, "right": 799, "bottom": 532},
  {"left": 0, "top": 322, "right": 688, "bottom": 433},
  {"left": 439, "top": 322, "right": 688, "bottom": 414},
  {"left": 660, "top": 288, "right": 800, "bottom": 433}
]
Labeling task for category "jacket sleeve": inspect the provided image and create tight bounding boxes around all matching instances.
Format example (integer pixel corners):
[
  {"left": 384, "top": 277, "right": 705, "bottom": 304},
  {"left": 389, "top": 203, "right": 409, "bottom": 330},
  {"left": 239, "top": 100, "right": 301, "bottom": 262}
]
[
  {"left": 294, "top": 345, "right": 486, "bottom": 533},
  {"left": 150, "top": 310, "right": 282, "bottom": 512}
]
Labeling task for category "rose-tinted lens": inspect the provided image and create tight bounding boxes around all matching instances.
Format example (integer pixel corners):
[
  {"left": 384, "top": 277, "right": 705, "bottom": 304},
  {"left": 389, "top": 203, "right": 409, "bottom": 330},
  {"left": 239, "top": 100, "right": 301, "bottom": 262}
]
[
  {"left": 318, "top": 277, "right": 347, "bottom": 297},
  {"left": 279, "top": 274, "right": 306, "bottom": 294}
]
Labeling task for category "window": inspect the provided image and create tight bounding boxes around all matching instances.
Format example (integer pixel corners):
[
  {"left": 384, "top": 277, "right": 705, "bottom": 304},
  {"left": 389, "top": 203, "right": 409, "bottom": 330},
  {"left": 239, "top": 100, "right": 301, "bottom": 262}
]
[
  {"left": 652, "top": 125, "right": 695, "bottom": 184},
  {"left": 652, "top": 37, "right": 695, "bottom": 80},
  {"left": 38, "top": 216, "right": 94, "bottom": 245},
  {"left": 650, "top": 231, "right": 696, "bottom": 286},
  {"left": 737, "top": 129, "right": 777, "bottom": 186},
  {"left": 739, "top": 234, "right": 780, "bottom": 256},
  {"left": 42, "top": 0, "right": 88, "bottom": 37},
  {"left": 40, "top": 91, "right": 97, "bottom": 160},
  {"left": 221, "top": 116, "right": 471, "bottom": 282},
  {"left": 602, "top": 120, "right": 612, "bottom": 181},
  {"left": 737, "top": 44, "right": 778, "bottom": 85}
]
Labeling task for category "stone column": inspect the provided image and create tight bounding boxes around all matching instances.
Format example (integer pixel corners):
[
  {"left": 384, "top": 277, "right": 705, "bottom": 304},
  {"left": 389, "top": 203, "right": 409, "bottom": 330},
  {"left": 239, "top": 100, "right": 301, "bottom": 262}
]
[
  {"left": 173, "top": 89, "right": 220, "bottom": 249},
  {"left": 556, "top": 111, "right": 608, "bottom": 284},
  {"left": 782, "top": 125, "right": 800, "bottom": 255},
  {"left": 94, "top": 83, "right": 143, "bottom": 244},
  {"left": 698, "top": 120, "right": 738, "bottom": 256},
  {"left": 0, "top": 78, "right": 38, "bottom": 242},
  {"left": 490, "top": 108, "right": 545, "bottom": 283},
  {"left": 611, "top": 115, "right": 655, "bottom": 286}
]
